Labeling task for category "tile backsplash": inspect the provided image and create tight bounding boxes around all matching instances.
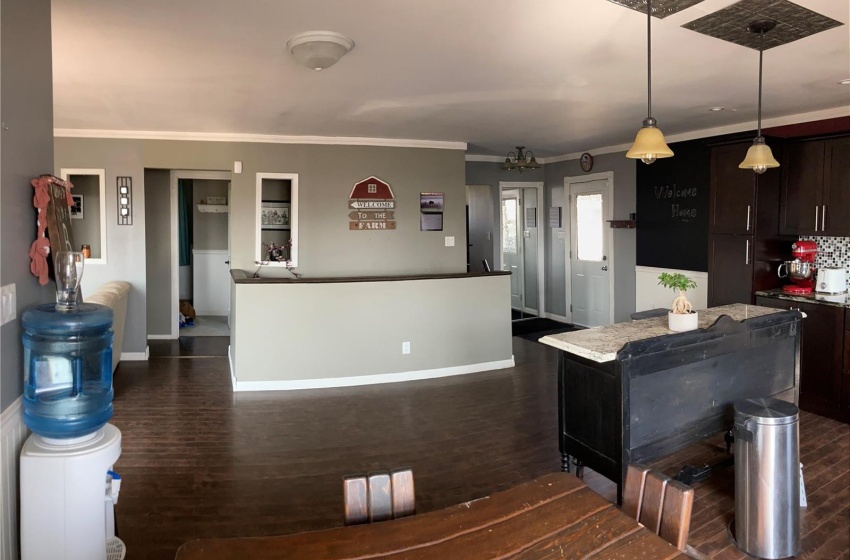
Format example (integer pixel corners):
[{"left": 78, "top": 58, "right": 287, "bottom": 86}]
[{"left": 800, "top": 236, "right": 850, "bottom": 289}]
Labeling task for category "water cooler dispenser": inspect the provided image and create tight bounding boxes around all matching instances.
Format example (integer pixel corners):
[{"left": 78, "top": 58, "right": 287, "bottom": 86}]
[{"left": 19, "top": 251, "right": 125, "bottom": 560}]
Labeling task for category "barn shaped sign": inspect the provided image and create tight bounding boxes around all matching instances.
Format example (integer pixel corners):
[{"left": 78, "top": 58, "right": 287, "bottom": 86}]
[{"left": 348, "top": 176, "right": 397, "bottom": 230}]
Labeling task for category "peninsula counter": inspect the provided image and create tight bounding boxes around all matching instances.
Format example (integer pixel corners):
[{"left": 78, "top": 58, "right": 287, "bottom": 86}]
[
  {"left": 539, "top": 304, "right": 802, "bottom": 501},
  {"left": 228, "top": 270, "right": 513, "bottom": 391}
]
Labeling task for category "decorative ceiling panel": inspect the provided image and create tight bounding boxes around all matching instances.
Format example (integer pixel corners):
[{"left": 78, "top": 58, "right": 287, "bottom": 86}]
[
  {"left": 682, "top": 0, "right": 842, "bottom": 50},
  {"left": 606, "top": 0, "right": 706, "bottom": 18}
]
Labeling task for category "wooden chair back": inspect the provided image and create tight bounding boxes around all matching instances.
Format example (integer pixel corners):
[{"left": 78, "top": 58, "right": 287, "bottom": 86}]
[
  {"left": 344, "top": 467, "right": 415, "bottom": 525},
  {"left": 622, "top": 464, "right": 694, "bottom": 551}
]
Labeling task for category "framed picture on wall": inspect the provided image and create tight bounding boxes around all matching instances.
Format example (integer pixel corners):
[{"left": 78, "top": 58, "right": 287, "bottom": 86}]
[
  {"left": 70, "top": 195, "right": 84, "bottom": 220},
  {"left": 261, "top": 200, "right": 290, "bottom": 230}
]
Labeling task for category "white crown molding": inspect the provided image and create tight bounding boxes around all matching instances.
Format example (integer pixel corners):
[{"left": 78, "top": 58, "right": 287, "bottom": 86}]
[
  {"left": 53, "top": 128, "right": 467, "bottom": 151},
  {"left": 469, "top": 106, "right": 850, "bottom": 165}
]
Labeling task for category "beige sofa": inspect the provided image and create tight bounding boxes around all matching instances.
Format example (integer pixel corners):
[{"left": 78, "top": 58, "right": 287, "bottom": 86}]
[{"left": 85, "top": 281, "right": 131, "bottom": 373}]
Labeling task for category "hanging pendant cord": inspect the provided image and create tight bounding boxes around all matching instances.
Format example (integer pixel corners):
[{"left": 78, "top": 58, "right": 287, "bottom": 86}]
[
  {"left": 647, "top": 0, "right": 652, "bottom": 119},
  {"left": 757, "top": 30, "right": 764, "bottom": 136}
]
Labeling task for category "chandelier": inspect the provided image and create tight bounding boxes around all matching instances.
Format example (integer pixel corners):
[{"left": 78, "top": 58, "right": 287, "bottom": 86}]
[{"left": 502, "top": 146, "right": 541, "bottom": 172}]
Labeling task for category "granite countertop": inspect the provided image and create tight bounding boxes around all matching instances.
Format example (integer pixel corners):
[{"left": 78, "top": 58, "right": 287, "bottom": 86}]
[
  {"left": 230, "top": 269, "right": 510, "bottom": 284},
  {"left": 755, "top": 289, "right": 850, "bottom": 309},
  {"left": 539, "top": 304, "right": 782, "bottom": 363}
]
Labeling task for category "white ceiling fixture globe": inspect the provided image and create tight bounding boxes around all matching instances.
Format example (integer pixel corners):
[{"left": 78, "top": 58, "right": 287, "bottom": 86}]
[{"left": 286, "top": 31, "right": 354, "bottom": 71}]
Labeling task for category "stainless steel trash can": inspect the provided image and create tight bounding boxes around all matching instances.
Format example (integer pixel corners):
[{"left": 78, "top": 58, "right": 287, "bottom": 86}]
[{"left": 734, "top": 397, "right": 800, "bottom": 559}]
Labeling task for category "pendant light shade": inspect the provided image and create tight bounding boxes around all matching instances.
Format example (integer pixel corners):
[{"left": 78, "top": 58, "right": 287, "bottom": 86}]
[
  {"left": 627, "top": 0, "right": 673, "bottom": 165},
  {"left": 739, "top": 21, "right": 779, "bottom": 174},
  {"left": 740, "top": 137, "right": 780, "bottom": 174},
  {"left": 626, "top": 118, "right": 674, "bottom": 164}
]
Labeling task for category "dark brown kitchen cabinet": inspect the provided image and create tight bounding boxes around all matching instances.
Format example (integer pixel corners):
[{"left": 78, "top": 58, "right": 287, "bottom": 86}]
[
  {"left": 708, "top": 235, "right": 754, "bottom": 305},
  {"left": 710, "top": 142, "right": 756, "bottom": 234},
  {"left": 822, "top": 137, "right": 850, "bottom": 236},
  {"left": 780, "top": 136, "right": 850, "bottom": 236},
  {"left": 756, "top": 296, "right": 847, "bottom": 423},
  {"left": 708, "top": 141, "right": 787, "bottom": 307},
  {"left": 844, "top": 325, "right": 850, "bottom": 422}
]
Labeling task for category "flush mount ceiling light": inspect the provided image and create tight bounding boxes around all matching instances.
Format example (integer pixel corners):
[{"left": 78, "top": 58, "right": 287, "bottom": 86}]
[
  {"left": 626, "top": 0, "right": 674, "bottom": 165},
  {"left": 286, "top": 31, "right": 354, "bottom": 71},
  {"left": 502, "top": 146, "right": 541, "bottom": 173},
  {"left": 739, "top": 21, "right": 780, "bottom": 175}
]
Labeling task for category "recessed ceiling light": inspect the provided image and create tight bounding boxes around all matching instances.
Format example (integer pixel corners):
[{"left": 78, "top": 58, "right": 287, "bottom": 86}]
[
  {"left": 839, "top": 78, "right": 850, "bottom": 85},
  {"left": 710, "top": 107, "right": 725, "bottom": 112}
]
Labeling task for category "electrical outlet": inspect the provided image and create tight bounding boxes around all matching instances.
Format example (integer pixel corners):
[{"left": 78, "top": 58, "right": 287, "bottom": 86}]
[
  {"left": 444, "top": 236, "right": 455, "bottom": 247},
  {"left": 402, "top": 341, "right": 410, "bottom": 354},
  {"left": 1, "top": 284, "right": 16, "bottom": 326}
]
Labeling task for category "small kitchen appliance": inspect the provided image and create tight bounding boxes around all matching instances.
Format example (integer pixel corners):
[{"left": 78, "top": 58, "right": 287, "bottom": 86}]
[
  {"left": 816, "top": 267, "right": 847, "bottom": 295},
  {"left": 778, "top": 241, "right": 818, "bottom": 294}
]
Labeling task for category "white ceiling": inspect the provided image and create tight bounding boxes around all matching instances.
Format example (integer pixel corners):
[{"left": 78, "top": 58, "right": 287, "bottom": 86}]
[{"left": 51, "top": 0, "right": 850, "bottom": 157}]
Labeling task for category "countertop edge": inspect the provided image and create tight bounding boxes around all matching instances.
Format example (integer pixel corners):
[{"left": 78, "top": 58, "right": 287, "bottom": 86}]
[
  {"left": 755, "top": 289, "right": 850, "bottom": 309},
  {"left": 538, "top": 335, "right": 615, "bottom": 362},
  {"left": 230, "top": 269, "right": 512, "bottom": 284}
]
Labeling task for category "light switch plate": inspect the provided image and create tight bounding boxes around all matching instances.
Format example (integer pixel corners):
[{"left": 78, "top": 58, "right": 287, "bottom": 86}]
[
  {"left": 1, "top": 284, "right": 16, "bottom": 326},
  {"left": 557, "top": 231, "right": 566, "bottom": 240},
  {"left": 445, "top": 236, "right": 455, "bottom": 247},
  {"left": 402, "top": 341, "right": 410, "bottom": 354}
]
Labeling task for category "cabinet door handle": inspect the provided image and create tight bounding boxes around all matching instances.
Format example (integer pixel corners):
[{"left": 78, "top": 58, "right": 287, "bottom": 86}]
[
  {"left": 746, "top": 205, "right": 751, "bottom": 231},
  {"left": 745, "top": 239, "right": 750, "bottom": 265},
  {"left": 822, "top": 205, "right": 827, "bottom": 231},
  {"left": 815, "top": 206, "right": 819, "bottom": 232}
]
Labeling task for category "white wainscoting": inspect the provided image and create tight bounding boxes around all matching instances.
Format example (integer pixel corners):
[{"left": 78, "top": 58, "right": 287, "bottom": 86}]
[
  {"left": 635, "top": 266, "right": 709, "bottom": 312},
  {"left": 1, "top": 398, "right": 28, "bottom": 560}
]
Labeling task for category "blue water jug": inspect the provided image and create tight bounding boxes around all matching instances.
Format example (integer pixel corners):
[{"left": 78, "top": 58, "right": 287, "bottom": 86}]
[{"left": 22, "top": 302, "right": 114, "bottom": 439}]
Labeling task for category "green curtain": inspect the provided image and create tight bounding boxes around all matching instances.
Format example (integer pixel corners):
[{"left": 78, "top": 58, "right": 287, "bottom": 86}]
[{"left": 178, "top": 179, "right": 192, "bottom": 266}]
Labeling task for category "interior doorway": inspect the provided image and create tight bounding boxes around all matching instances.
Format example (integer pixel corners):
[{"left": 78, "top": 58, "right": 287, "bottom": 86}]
[
  {"left": 170, "top": 170, "right": 232, "bottom": 338},
  {"left": 498, "top": 182, "right": 545, "bottom": 320},
  {"left": 565, "top": 173, "right": 615, "bottom": 327}
]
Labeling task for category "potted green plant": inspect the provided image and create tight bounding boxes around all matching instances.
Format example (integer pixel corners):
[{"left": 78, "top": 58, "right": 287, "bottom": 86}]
[{"left": 658, "top": 272, "right": 698, "bottom": 332}]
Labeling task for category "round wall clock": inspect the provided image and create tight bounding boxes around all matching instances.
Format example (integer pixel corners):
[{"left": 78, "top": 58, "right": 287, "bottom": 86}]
[{"left": 580, "top": 152, "right": 594, "bottom": 172}]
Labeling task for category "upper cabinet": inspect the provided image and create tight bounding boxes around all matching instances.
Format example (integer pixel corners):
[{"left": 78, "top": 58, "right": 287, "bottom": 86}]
[
  {"left": 780, "top": 136, "right": 850, "bottom": 237},
  {"left": 709, "top": 142, "right": 756, "bottom": 235},
  {"left": 823, "top": 137, "right": 850, "bottom": 236},
  {"left": 255, "top": 172, "right": 299, "bottom": 267}
]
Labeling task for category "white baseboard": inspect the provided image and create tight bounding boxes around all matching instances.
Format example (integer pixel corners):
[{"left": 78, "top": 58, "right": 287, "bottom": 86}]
[
  {"left": 544, "top": 312, "right": 570, "bottom": 323},
  {"left": 232, "top": 357, "right": 516, "bottom": 392},
  {"left": 146, "top": 334, "right": 174, "bottom": 340},
  {"left": 1, "top": 397, "right": 28, "bottom": 560},
  {"left": 121, "top": 346, "right": 150, "bottom": 361}
]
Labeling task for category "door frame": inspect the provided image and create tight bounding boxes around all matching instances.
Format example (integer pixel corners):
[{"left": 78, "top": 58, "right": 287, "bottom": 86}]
[
  {"left": 564, "top": 172, "right": 615, "bottom": 325},
  {"left": 498, "top": 181, "right": 545, "bottom": 316},
  {"left": 169, "top": 170, "right": 232, "bottom": 339}
]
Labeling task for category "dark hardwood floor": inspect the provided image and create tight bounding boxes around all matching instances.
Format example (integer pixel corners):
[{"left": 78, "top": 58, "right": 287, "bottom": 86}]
[{"left": 112, "top": 337, "right": 848, "bottom": 560}]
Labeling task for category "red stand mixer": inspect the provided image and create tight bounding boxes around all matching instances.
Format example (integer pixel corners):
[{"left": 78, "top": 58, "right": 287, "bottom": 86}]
[{"left": 778, "top": 240, "right": 818, "bottom": 294}]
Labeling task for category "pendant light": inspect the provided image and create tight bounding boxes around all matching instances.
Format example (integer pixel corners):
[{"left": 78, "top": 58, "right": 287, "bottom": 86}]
[
  {"left": 626, "top": 0, "right": 673, "bottom": 165},
  {"left": 739, "top": 21, "right": 780, "bottom": 174}
]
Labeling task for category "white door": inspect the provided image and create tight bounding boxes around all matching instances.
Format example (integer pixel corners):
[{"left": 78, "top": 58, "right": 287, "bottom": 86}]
[
  {"left": 227, "top": 182, "right": 232, "bottom": 327},
  {"left": 569, "top": 179, "right": 610, "bottom": 327},
  {"left": 501, "top": 190, "right": 523, "bottom": 311}
]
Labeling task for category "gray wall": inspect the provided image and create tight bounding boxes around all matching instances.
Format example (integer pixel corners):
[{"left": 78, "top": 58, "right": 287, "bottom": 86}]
[
  {"left": 544, "top": 153, "right": 637, "bottom": 323},
  {"left": 193, "top": 179, "right": 229, "bottom": 251},
  {"left": 55, "top": 139, "right": 467, "bottom": 353},
  {"left": 144, "top": 169, "right": 171, "bottom": 336},
  {"left": 1, "top": 0, "right": 54, "bottom": 412},
  {"left": 68, "top": 174, "right": 102, "bottom": 259}
]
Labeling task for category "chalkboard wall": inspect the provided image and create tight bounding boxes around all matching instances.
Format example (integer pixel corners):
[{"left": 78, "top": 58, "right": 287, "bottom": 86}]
[{"left": 636, "top": 138, "right": 710, "bottom": 272}]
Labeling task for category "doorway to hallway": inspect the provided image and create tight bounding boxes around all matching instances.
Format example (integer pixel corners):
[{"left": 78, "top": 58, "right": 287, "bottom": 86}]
[
  {"left": 499, "top": 182, "right": 545, "bottom": 320},
  {"left": 169, "top": 170, "right": 233, "bottom": 339}
]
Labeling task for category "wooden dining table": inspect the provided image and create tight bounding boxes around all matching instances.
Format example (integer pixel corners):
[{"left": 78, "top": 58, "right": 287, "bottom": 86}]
[{"left": 176, "top": 472, "right": 688, "bottom": 560}]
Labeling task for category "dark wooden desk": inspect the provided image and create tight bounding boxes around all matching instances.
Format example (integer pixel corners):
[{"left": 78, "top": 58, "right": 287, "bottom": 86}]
[{"left": 176, "top": 473, "right": 687, "bottom": 560}]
